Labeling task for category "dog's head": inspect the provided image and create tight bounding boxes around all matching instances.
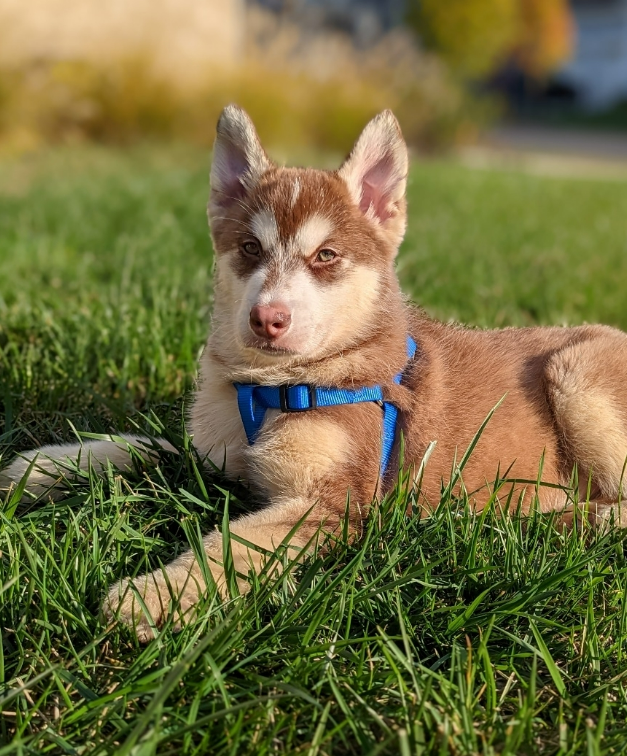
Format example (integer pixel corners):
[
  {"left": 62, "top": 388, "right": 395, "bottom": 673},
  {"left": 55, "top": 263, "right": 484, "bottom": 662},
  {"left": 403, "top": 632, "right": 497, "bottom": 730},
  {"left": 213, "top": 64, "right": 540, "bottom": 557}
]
[{"left": 208, "top": 104, "right": 408, "bottom": 367}]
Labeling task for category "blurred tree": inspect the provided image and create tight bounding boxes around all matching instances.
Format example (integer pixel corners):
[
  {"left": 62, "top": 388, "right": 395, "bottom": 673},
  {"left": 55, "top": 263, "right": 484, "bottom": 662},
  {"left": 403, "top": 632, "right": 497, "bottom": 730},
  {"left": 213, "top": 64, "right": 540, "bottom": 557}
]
[
  {"left": 408, "top": 0, "right": 574, "bottom": 79},
  {"left": 408, "top": 0, "right": 518, "bottom": 78},
  {"left": 514, "top": 0, "right": 574, "bottom": 78}
]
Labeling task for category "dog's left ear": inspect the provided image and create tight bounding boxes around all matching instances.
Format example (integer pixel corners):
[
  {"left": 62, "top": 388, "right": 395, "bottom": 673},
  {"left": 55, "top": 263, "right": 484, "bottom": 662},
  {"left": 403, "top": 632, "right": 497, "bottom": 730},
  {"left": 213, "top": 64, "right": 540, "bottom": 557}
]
[
  {"left": 338, "top": 110, "right": 408, "bottom": 250},
  {"left": 209, "top": 104, "right": 272, "bottom": 217}
]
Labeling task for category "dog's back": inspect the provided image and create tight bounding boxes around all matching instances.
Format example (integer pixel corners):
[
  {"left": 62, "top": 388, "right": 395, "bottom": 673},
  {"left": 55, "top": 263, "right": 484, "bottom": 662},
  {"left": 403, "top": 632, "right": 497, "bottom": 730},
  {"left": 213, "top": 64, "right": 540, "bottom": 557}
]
[{"left": 401, "top": 317, "right": 627, "bottom": 510}]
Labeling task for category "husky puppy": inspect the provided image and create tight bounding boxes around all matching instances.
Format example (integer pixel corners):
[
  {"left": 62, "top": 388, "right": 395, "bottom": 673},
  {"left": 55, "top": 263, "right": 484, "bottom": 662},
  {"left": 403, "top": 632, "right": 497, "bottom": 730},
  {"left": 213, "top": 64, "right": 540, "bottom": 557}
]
[{"left": 3, "top": 105, "right": 627, "bottom": 641}]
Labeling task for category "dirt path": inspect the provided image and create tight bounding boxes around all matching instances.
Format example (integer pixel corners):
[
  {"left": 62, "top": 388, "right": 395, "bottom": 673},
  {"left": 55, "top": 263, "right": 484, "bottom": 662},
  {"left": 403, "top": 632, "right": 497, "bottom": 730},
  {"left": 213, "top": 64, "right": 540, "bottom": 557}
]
[{"left": 458, "top": 124, "right": 627, "bottom": 180}]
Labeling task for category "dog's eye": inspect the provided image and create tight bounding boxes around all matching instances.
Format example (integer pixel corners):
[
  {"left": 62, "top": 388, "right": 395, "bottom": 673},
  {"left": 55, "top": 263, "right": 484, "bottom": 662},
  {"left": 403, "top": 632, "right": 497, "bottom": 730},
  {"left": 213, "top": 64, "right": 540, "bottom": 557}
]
[
  {"left": 316, "top": 249, "right": 336, "bottom": 263},
  {"left": 242, "top": 241, "right": 261, "bottom": 256}
]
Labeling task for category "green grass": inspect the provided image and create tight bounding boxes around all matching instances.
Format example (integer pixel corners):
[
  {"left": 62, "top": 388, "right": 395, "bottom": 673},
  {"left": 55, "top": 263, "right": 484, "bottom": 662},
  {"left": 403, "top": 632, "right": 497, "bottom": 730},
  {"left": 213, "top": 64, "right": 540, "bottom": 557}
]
[{"left": 2, "top": 145, "right": 627, "bottom": 754}]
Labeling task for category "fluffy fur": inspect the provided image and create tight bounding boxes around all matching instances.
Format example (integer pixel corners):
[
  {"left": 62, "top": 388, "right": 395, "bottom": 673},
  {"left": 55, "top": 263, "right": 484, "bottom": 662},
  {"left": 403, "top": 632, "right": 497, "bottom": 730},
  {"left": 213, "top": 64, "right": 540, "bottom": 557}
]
[{"left": 3, "top": 105, "right": 627, "bottom": 642}]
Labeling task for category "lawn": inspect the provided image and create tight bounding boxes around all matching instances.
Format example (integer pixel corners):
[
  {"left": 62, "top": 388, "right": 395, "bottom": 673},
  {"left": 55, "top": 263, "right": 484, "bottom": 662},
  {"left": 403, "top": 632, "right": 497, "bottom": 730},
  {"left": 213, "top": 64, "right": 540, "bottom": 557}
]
[{"left": 1, "top": 145, "right": 627, "bottom": 754}]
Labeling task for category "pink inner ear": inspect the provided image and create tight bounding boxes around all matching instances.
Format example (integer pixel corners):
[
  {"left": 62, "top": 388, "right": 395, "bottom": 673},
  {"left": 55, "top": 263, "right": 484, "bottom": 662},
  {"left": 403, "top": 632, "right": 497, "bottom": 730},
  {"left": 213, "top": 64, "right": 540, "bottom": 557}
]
[
  {"left": 213, "top": 144, "right": 250, "bottom": 207},
  {"left": 359, "top": 154, "right": 395, "bottom": 223}
]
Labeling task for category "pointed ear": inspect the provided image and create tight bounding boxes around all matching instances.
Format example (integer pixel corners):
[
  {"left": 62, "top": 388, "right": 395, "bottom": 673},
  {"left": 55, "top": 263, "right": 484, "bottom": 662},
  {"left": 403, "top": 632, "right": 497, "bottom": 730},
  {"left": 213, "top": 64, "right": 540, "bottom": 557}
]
[
  {"left": 209, "top": 105, "right": 272, "bottom": 216},
  {"left": 338, "top": 110, "right": 408, "bottom": 249}
]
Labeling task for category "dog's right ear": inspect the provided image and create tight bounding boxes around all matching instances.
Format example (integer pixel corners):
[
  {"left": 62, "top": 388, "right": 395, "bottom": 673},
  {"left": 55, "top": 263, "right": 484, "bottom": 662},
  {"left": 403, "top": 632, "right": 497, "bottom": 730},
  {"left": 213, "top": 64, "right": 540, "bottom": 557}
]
[
  {"left": 338, "top": 110, "right": 408, "bottom": 250},
  {"left": 209, "top": 105, "right": 271, "bottom": 214}
]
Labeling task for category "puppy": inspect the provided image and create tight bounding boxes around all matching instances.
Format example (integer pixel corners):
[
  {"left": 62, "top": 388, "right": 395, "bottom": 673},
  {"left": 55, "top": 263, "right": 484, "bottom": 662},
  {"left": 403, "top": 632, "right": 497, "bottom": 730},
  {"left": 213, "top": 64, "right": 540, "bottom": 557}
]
[{"left": 4, "top": 105, "right": 627, "bottom": 641}]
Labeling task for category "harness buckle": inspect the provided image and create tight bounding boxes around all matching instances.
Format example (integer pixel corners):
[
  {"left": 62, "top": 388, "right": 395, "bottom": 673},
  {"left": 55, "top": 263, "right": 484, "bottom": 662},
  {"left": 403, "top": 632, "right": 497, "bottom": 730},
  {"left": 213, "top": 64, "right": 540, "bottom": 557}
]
[{"left": 279, "top": 385, "right": 318, "bottom": 412}]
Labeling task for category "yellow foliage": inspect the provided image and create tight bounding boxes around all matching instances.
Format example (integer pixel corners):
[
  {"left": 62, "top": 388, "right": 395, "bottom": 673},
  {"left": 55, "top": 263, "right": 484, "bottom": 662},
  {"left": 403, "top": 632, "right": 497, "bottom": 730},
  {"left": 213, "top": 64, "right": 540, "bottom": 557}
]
[
  {"left": 410, "top": 0, "right": 519, "bottom": 78},
  {"left": 514, "top": 0, "right": 574, "bottom": 77},
  {"left": 0, "top": 3, "right": 498, "bottom": 154},
  {"left": 410, "top": 0, "right": 574, "bottom": 79},
  {"left": 0, "top": 34, "right": 490, "bottom": 154}
]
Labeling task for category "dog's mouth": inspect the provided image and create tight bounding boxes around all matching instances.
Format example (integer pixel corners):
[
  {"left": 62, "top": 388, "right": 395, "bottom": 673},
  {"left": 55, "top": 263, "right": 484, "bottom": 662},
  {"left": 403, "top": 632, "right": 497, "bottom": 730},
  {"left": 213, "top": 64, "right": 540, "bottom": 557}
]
[{"left": 243, "top": 338, "right": 299, "bottom": 357}]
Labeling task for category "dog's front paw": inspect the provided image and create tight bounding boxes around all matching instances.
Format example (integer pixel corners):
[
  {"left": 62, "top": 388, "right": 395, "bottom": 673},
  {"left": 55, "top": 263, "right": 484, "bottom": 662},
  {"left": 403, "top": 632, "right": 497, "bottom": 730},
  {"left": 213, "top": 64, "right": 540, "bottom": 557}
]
[{"left": 102, "top": 572, "right": 202, "bottom": 642}]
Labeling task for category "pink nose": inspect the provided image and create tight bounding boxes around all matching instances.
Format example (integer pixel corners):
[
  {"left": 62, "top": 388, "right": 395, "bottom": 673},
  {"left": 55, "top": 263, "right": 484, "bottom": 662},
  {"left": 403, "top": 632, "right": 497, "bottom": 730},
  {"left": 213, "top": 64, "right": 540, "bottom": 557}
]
[{"left": 249, "top": 303, "right": 292, "bottom": 340}]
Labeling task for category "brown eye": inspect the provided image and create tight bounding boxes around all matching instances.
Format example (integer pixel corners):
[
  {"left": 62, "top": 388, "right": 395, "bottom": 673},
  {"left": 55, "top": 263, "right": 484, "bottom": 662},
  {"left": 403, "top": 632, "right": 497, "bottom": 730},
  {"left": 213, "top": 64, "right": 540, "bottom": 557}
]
[
  {"left": 316, "top": 249, "right": 336, "bottom": 263},
  {"left": 242, "top": 240, "right": 260, "bottom": 256}
]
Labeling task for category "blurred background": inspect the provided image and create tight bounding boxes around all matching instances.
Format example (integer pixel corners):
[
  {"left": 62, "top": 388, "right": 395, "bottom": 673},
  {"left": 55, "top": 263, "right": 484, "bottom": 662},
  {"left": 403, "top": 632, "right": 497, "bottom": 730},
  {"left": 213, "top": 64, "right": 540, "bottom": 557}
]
[{"left": 0, "top": 0, "right": 625, "bottom": 157}]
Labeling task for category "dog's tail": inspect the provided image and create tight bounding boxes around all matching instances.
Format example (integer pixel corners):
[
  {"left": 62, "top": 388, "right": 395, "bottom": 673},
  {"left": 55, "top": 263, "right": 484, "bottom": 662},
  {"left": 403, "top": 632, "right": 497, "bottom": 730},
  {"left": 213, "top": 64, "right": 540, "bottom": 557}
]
[{"left": 0, "top": 434, "right": 177, "bottom": 503}]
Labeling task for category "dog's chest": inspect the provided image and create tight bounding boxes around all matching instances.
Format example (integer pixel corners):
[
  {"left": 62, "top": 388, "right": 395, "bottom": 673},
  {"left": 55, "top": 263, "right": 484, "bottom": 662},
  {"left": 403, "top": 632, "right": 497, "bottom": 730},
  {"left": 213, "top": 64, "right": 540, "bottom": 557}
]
[
  {"left": 188, "top": 349, "right": 355, "bottom": 496},
  {"left": 188, "top": 349, "right": 289, "bottom": 483}
]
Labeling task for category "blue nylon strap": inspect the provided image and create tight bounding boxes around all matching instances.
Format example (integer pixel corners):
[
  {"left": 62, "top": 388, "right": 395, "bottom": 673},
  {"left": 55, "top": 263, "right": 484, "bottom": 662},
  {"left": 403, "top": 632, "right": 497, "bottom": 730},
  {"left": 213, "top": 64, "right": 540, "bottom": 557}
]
[
  {"left": 234, "top": 335, "right": 417, "bottom": 478},
  {"left": 256, "top": 383, "right": 384, "bottom": 411},
  {"left": 379, "top": 334, "right": 417, "bottom": 477},
  {"left": 234, "top": 384, "right": 267, "bottom": 444}
]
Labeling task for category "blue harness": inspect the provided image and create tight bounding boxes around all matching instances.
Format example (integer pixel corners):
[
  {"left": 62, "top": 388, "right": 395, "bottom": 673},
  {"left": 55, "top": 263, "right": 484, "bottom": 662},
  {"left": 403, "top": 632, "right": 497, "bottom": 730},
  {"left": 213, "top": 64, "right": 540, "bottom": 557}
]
[{"left": 234, "top": 336, "right": 417, "bottom": 479}]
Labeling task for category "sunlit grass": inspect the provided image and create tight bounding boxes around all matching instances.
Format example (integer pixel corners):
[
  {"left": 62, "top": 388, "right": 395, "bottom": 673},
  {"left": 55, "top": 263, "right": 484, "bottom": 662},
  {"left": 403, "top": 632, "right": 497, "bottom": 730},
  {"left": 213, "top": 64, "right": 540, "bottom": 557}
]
[{"left": 1, "top": 146, "right": 627, "bottom": 753}]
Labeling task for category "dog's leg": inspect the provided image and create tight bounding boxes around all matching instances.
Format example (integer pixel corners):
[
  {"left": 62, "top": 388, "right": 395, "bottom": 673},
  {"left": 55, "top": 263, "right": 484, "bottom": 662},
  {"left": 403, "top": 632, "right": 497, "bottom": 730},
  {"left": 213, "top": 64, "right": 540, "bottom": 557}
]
[
  {"left": 102, "top": 407, "right": 381, "bottom": 640},
  {"left": 0, "top": 435, "right": 177, "bottom": 502},
  {"left": 102, "top": 496, "right": 325, "bottom": 641},
  {"left": 545, "top": 327, "right": 627, "bottom": 503}
]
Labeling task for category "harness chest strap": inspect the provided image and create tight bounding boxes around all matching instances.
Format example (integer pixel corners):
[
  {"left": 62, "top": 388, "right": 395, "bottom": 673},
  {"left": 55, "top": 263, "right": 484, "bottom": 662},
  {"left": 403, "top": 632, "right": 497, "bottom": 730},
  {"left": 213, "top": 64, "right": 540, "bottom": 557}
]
[{"left": 234, "top": 335, "right": 417, "bottom": 478}]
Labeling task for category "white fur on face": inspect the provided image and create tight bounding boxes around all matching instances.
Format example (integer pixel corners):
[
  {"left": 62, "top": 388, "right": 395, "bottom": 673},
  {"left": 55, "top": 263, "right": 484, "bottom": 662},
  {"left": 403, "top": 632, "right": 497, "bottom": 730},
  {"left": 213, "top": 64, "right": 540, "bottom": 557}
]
[
  {"left": 290, "top": 178, "right": 301, "bottom": 208},
  {"left": 293, "top": 214, "right": 333, "bottom": 257},
  {"left": 217, "top": 209, "right": 382, "bottom": 363},
  {"left": 250, "top": 209, "right": 279, "bottom": 251},
  {"left": 236, "top": 266, "right": 380, "bottom": 361}
]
